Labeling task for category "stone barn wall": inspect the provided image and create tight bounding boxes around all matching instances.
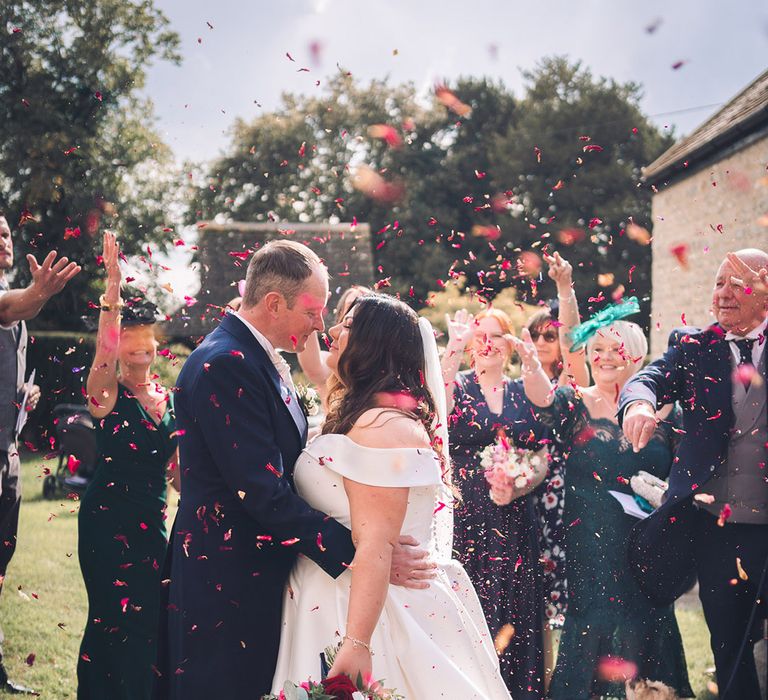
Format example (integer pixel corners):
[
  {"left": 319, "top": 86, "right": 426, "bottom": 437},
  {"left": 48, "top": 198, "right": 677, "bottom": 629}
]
[{"left": 649, "top": 135, "right": 768, "bottom": 356}]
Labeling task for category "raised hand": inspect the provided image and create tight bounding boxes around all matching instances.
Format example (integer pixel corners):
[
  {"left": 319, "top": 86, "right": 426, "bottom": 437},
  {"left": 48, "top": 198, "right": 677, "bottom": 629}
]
[
  {"left": 101, "top": 231, "right": 121, "bottom": 304},
  {"left": 726, "top": 252, "right": 768, "bottom": 297},
  {"left": 508, "top": 328, "right": 541, "bottom": 372},
  {"left": 27, "top": 250, "right": 81, "bottom": 301},
  {"left": 544, "top": 251, "right": 573, "bottom": 295},
  {"left": 445, "top": 309, "right": 475, "bottom": 350}
]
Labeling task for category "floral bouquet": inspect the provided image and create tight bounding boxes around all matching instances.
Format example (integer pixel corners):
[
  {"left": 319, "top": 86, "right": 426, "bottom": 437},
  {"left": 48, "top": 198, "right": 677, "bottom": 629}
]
[
  {"left": 263, "top": 645, "right": 403, "bottom": 700},
  {"left": 263, "top": 675, "right": 400, "bottom": 700},
  {"left": 480, "top": 431, "right": 545, "bottom": 505},
  {"left": 296, "top": 384, "right": 321, "bottom": 417}
]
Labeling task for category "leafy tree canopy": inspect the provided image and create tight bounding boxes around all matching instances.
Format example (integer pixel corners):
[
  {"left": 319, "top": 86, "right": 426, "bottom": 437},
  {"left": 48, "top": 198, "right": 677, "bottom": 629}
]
[
  {"left": 193, "top": 57, "right": 673, "bottom": 323},
  {"left": 0, "top": 1, "right": 181, "bottom": 329}
]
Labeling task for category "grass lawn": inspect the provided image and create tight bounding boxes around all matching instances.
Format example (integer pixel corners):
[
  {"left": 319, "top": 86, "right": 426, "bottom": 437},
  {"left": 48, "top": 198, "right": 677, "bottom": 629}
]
[{"left": 1, "top": 454, "right": 718, "bottom": 698}]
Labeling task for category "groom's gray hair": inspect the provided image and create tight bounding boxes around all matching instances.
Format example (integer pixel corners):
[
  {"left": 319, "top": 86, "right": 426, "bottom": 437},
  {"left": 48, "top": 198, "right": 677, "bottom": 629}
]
[{"left": 242, "top": 239, "right": 324, "bottom": 308}]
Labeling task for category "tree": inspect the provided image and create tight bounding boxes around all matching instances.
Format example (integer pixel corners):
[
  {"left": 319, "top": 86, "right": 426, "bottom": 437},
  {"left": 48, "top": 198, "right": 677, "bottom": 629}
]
[
  {"left": 191, "top": 74, "right": 515, "bottom": 304},
  {"left": 0, "top": 1, "right": 181, "bottom": 329},
  {"left": 192, "top": 60, "right": 673, "bottom": 322},
  {"left": 483, "top": 57, "right": 674, "bottom": 320}
]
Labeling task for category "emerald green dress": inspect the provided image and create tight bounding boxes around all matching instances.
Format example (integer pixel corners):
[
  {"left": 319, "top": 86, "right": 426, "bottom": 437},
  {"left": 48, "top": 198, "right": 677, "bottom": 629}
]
[
  {"left": 77, "top": 384, "right": 176, "bottom": 700},
  {"left": 540, "top": 387, "right": 693, "bottom": 699}
]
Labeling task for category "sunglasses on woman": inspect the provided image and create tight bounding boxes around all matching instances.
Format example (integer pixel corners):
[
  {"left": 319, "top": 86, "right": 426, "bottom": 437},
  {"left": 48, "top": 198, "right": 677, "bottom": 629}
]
[{"left": 530, "top": 329, "right": 558, "bottom": 343}]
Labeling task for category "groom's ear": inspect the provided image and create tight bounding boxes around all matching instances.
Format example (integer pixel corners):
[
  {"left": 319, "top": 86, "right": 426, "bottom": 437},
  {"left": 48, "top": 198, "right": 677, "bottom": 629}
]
[{"left": 263, "top": 290, "right": 284, "bottom": 317}]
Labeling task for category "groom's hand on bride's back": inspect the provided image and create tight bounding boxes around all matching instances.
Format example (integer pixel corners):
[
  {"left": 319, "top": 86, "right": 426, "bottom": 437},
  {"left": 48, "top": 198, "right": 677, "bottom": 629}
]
[{"left": 389, "top": 535, "right": 438, "bottom": 589}]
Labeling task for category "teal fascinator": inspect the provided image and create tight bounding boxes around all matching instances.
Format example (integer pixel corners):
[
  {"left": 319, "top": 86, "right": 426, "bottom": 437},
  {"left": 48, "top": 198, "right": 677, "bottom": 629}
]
[{"left": 568, "top": 297, "right": 640, "bottom": 352}]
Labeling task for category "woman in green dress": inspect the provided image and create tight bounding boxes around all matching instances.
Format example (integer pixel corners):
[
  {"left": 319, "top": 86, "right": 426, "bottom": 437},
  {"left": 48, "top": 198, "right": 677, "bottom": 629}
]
[
  {"left": 514, "top": 320, "right": 693, "bottom": 699},
  {"left": 77, "top": 231, "right": 179, "bottom": 699}
]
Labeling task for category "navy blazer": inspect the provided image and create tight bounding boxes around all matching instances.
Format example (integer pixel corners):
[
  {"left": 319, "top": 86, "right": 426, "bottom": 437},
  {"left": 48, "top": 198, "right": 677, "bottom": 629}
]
[
  {"left": 617, "top": 324, "right": 768, "bottom": 605},
  {"left": 158, "top": 313, "right": 355, "bottom": 698},
  {"left": 617, "top": 324, "right": 767, "bottom": 507}
]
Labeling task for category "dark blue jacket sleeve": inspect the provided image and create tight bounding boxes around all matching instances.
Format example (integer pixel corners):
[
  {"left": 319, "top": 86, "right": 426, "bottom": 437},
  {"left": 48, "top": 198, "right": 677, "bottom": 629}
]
[{"left": 618, "top": 333, "right": 686, "bottom": 427}]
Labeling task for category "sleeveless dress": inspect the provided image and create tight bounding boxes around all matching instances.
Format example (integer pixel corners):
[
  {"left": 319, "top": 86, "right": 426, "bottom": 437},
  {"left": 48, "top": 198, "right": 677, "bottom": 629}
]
[
  {"left": 449, "top": 371, "right": 545, "bottom": 698},
  {"left": 77, "top": 384, "right": 177, "bottom": 699},
  {"left": 271, "top": 433, "right": 512, "bottom": 699},
  {"left": 538, "top": 387, "right": 694, "bottom": 699}
]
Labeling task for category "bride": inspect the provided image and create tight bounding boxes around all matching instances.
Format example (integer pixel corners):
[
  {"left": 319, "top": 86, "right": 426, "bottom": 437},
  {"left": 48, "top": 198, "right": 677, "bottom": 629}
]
[{"left": 271, "top": 294, "right": 513, "bottom": 699}]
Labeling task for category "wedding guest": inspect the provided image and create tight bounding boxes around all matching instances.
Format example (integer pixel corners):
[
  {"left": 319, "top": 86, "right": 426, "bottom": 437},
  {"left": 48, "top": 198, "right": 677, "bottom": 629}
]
[
  {"left": 530, "top": 252, "right": 589, "bottom": 687},
  {"left": 78, "top": 232, "right": 179, "bottom": 699},
  {"left": 621, "top": 249, "right": 768, "bottom": 699},
  {"left": 297, "top": 285, "right": 371, "bottom": 406},
  {"left": 0, "top": 210, "right": 80, "bottom": 695},
  {"left": 441, "top": 307, "right": 547, "bottom": 699},
  {"left": 515, "top": 318, "right": 693, "bottom": 700}
]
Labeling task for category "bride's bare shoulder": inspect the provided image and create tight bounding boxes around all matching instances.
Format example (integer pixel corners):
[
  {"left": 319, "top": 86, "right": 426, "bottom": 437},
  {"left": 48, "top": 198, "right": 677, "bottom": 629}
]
[{"left": 347, "top": 408, "right": 432, "bottom": 450}]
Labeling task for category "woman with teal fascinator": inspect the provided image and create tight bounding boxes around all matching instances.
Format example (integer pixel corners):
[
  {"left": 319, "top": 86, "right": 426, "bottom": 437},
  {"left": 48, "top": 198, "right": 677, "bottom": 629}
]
[{"left": 512, "top": 303, "right": 694, "bottom": 700}]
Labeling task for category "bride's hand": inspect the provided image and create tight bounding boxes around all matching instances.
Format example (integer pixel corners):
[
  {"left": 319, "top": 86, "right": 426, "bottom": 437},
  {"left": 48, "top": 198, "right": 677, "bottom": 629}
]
[{"left": 327, "top": 640, "right": 372, "bottom": 685}]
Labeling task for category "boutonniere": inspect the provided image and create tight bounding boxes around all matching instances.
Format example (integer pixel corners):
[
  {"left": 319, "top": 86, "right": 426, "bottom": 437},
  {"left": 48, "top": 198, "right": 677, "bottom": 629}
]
[{"left": 295, "top": 384, "right": 320, "bottom": 417}]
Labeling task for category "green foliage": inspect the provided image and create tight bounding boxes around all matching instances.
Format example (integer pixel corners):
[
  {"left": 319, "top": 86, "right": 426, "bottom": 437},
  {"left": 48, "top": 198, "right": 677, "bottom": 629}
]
[
  {"left": 484, "top": 57, "right": 674, "bottom": 320},
  {"left": 419, "top": 276, "right": 537, "bottom": 336},
  {"left": 193, "top": 60, "right": 672, "bottom": 326},
  {"left": 152, "top": 341, "right": 191, "bottom": 389},
  {"left": 22, "top": 331, "right": 94, "bottom": 446},
  {"left": 0, "top": 1, "right": 182, "bottom": 329}
]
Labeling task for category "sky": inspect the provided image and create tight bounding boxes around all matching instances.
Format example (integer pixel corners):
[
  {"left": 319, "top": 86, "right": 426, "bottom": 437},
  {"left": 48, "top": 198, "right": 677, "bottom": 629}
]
[
  {"left": 140, "top": 0, "right": 767, "bottom": 299},
  {"left": 144, "top": 0, "right": 768, "bottom": 165}
]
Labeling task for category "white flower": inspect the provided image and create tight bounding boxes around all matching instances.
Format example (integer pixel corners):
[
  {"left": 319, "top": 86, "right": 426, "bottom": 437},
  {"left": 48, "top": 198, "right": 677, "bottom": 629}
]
[{"left": 295, "top": 384, "right": 320, "bottom": 416}]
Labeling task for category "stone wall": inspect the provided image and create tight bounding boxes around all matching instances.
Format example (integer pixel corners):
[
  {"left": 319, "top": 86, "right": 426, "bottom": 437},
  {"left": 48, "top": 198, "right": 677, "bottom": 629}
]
[
  {"left": 649, "top": 135, "right": 768, "bottom": 356},
  {"left": 164, "top": 223, "right": 374, "bottom": 342}
]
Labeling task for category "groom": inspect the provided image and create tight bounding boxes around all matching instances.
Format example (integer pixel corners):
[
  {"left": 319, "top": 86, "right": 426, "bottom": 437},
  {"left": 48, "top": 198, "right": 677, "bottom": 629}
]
[{"left": 154, "top": 240, "right": 431, "bottom": 699}]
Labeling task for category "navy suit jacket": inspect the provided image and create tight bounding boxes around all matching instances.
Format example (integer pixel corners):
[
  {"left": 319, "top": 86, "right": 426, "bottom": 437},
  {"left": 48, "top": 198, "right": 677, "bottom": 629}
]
[
  {"left": 618, "top": 323, "right": 768, "bottom": 604},
  {"left": 157, "top": 313, "right": 355, "bottom": 698}
]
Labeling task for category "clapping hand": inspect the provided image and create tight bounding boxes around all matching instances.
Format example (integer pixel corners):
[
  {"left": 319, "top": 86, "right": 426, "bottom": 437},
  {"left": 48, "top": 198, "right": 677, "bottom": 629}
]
[
  {"left": 445, "top": 309, "right": 475, "bottom": 351},
  {"left": 727, "top": 252, "right": 768, "bottom": 298},
  {"left": 544, "top": 251, "right": 573, "bottom": 295},
  {"left": 27, "top": 251, "right": 80, "bottom": 301}
]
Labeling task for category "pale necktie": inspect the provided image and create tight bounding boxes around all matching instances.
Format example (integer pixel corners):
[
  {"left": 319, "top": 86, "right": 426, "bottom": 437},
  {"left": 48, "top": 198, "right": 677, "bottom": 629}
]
[{"left": 272, "top": 353, "right": 296, "bottom": 393}]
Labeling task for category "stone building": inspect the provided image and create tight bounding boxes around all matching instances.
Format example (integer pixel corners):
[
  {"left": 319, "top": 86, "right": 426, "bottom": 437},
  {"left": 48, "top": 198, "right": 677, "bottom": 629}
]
[
  {"left": 164, "top": 221, "right": 374, "bottom": 344},
  {"left": 644, "top": 69, "right": 768, "bottom": 357}
]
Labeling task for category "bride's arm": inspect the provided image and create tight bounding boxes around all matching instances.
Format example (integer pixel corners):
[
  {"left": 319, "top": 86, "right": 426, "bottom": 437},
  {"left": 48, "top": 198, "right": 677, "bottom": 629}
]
[
  {"left": 328, "top": 411, "right": 427, "bottom": 681},
  {"left": 328, "top": 479, "right": 409, "bottom": 681}
]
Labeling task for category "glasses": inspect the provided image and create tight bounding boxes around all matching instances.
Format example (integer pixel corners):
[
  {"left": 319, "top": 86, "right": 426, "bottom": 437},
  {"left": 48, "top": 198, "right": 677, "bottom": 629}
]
[{"left": 530, "top": 329, "right": 558, "bottom": 343}]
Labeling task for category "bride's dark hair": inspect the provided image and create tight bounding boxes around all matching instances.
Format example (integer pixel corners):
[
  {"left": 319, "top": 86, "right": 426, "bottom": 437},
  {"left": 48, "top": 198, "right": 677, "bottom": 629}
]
[{"left": 322, "top": 294, "right": 438, "bottom": 447}]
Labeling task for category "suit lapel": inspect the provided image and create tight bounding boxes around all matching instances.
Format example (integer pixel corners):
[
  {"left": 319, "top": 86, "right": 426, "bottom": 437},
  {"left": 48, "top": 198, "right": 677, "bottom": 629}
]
[
  {"left": 701, "top": 325, "right": 734, "bottom": 430},
  {"left": 219, "top": 313, "right": 307, "bottom": 443}
]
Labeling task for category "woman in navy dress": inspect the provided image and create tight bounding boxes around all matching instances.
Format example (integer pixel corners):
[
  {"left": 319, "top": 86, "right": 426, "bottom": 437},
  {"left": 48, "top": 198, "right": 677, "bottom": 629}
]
[{"left": 442, "top": 307, "right": 548, "bottom": 699}]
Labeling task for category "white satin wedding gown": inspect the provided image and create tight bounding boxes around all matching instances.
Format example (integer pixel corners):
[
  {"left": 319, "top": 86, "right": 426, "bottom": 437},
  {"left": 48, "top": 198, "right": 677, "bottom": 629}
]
[{"left": 271, "top": 433, "right": 513, "bottom": 699}]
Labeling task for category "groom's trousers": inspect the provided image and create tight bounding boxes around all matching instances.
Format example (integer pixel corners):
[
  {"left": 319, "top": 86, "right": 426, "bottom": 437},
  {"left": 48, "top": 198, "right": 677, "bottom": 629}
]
[{"left": 694, "top": 509, "right": 768, "bottom": 700}]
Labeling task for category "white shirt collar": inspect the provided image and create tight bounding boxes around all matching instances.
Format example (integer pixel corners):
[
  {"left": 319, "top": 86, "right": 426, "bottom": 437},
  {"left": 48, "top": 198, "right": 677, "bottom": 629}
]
[
  {"left": 231, "top": 311, "right": 281, "bottom": 363},
  {"left": 724, "top": 317, "right": 768, "bottom": 342}
]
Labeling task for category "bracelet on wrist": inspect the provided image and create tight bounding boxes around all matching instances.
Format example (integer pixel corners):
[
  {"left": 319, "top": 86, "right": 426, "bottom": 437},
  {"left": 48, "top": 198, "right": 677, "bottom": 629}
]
[
  {"left": 99, "top": 294, "right": 123, "bottom": 312},
  {"left": 343, "top": 634, "right": 373, "bottom": 655},
  {"left": 557, "top": 290, "right": 575, "bottom": 300}
]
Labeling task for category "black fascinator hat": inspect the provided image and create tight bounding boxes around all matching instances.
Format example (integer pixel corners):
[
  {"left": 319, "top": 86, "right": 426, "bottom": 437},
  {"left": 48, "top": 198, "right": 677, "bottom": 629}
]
[{"left": 121, "top": 294, "right": 159, "bottom": 327}]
